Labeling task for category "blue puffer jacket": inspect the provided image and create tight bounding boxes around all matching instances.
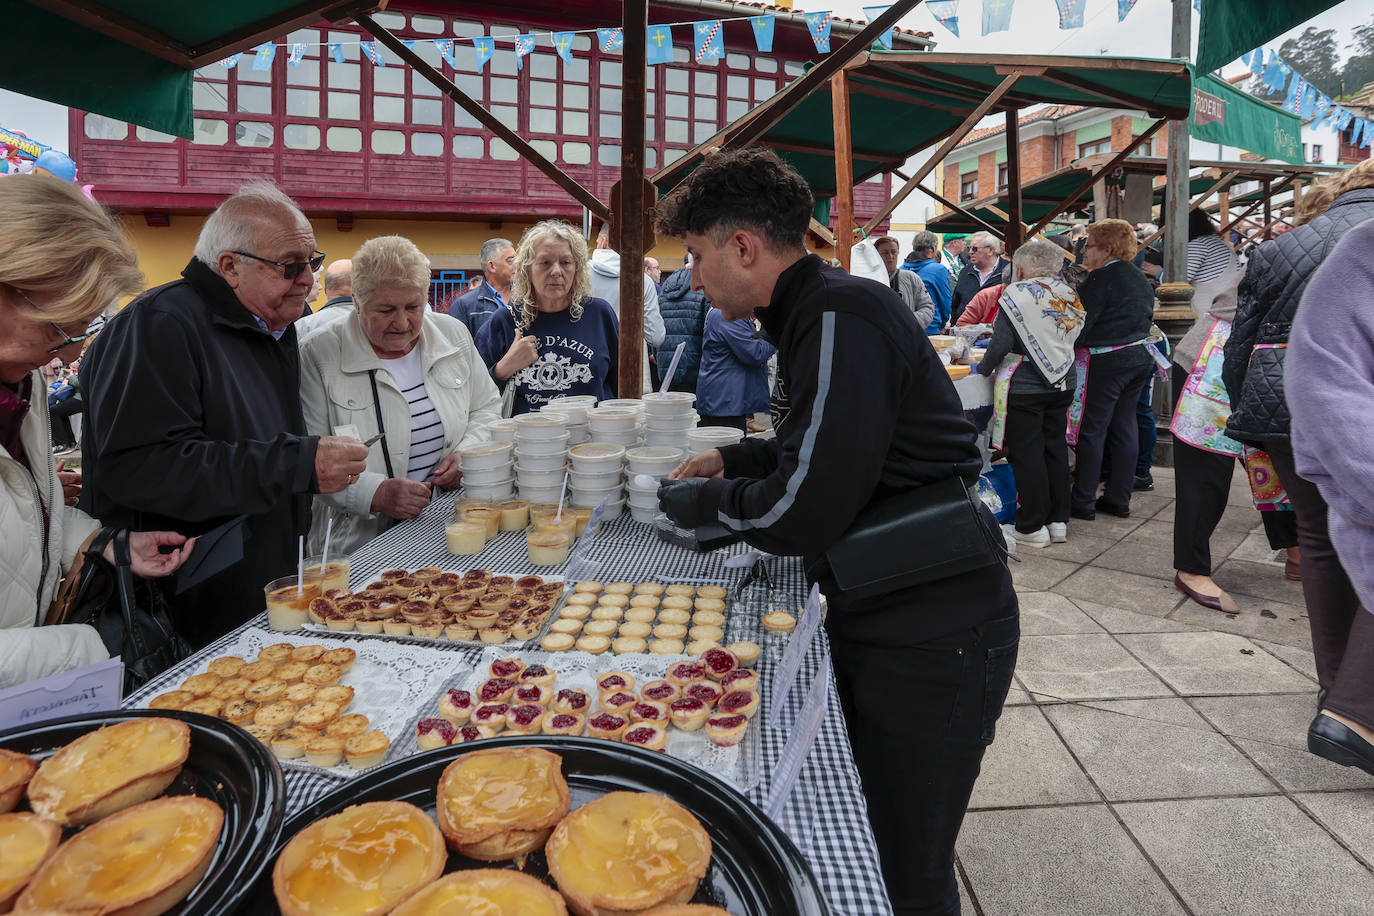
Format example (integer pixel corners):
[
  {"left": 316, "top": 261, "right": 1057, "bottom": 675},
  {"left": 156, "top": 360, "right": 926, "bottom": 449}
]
[
  {"left": 696, "top": 309, "right": 776, "bottom": 418},
  {"left": 656, "top": 268, "right": 710, "bottom": 391}
]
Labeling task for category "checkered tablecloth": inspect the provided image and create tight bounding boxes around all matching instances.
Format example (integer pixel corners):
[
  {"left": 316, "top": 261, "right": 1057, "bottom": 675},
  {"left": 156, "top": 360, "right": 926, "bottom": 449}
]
[{"left": 125, "top": 491, "right": 893, "bottom": 916}]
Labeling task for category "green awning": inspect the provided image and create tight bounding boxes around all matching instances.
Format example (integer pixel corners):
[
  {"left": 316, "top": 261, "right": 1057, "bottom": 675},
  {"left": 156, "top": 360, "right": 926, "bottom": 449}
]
[
  {"left": 11, "top": 0, "right": 378, "bottom": 138},
  {"left": 1196, "top": 0, "right": 1345, "bottom": 75},
  {"left": 1190, "top": 70, "right": 1302, "bottom": 164}
]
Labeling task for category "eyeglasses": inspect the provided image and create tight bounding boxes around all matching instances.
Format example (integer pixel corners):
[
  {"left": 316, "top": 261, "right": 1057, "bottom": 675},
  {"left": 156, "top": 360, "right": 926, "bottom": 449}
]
[
  {"left": 233, "top": 250, "right": 326, "bottom": 280},
  {"left": 6, "top": 284, "right": 106, "bottom": 354}
]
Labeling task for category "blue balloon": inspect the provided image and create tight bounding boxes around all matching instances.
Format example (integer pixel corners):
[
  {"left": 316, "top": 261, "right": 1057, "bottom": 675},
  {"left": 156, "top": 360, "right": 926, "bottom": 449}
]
[{"left": 33, "top": 150, "right": 77, "bottom": 182}]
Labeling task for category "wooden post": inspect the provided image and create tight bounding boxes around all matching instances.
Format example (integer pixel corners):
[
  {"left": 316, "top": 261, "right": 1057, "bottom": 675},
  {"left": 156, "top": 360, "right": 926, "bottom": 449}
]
[
  {"left": 1004, "top": 108, "right": 1023, "bottom": 255},
  {"left": 1163, "top": 0, "right": 1191, "bottom": 283},
  {"left": 618, "top": 0, "right": 647, "bottom": 397},
  {"left": 1219, "top": 189, "right": 1229, "bottom": 228},
  {"left": 832, "top": 70, "right": 855, "bottom": 270},
  {"left": 1024, "top": 119, "right": 1167, "bottom": 238}
]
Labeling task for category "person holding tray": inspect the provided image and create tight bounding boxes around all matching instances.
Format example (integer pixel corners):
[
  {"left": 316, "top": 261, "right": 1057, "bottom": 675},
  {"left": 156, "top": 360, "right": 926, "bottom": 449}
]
[{"left": 654, "top": 148, "right": 1018, "bottom": 916}]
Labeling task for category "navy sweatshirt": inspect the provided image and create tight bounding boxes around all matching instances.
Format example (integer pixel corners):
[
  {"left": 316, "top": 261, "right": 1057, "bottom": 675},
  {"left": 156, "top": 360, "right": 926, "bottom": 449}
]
[{"left": 475, "top": 298, "right": 619, "bottom": 414}]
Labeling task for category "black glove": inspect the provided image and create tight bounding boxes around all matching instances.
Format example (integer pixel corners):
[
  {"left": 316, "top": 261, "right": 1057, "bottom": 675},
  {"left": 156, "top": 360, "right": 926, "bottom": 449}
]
[{"left": 657, "top": 478, "right": 716, "bottom": 529}]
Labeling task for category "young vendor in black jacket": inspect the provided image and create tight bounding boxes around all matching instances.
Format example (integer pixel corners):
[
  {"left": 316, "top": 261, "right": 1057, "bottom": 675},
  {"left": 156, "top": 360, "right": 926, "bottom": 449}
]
[{"left": 655, "top": 148, "right": 1019, "bottom": 915}]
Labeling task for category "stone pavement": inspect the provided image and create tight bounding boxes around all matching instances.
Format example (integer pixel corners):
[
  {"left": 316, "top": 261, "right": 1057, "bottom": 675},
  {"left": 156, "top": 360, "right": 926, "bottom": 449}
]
[{"left": 958, "top": 466, "right": 1374, "bottom": 915}]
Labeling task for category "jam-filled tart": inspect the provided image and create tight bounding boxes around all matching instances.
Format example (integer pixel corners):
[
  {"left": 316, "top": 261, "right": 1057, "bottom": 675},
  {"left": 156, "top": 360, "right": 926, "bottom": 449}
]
[
  {"left": 543, "top": 712, "right": 586, "bottom": 736},
  {"left": 390, "top": 869, "right": 569, "bottom": 915},
  {"left": 622, "top": 723, "right": 668, "bottom": 752},
  {"left": 436, "top": 747, "right": 570, "bottom": 861}
]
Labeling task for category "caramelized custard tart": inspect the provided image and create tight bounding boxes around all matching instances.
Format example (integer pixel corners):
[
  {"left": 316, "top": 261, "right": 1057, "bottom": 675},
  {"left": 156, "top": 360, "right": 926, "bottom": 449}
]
[{"left": 435, "top": 746, "right": 570, "bottom": 861}]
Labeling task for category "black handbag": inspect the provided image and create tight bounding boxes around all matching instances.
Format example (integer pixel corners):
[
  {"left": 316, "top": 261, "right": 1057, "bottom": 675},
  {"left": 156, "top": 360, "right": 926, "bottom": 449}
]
[
  {"left": 48, "top": 527, "right": 193, "bottom": 692},
  {"left": 825, "top": 476, "right": 1005, "bottom": 602}
]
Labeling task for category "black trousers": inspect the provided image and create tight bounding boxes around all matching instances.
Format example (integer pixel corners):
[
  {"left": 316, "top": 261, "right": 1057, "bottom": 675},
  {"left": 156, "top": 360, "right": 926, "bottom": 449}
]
[
  {"left": 1005, "top": 388, "right": 1073, "bottom": 532},
  {"left": 830, "top": 605, "right": 1019, "bottom": 915},
  {"left": 49, "top": 397, "right": 83, "bottom": 448},
  {"left": 1269, "top": 442, "right": 1374, "bottom": 728},
  {"left": 1172, "top": 435, "right": 1235, "bottom": 575},
  {"left": 696, "top": 414, "right": 746, "bottom": 432},
  {"left": 1072, "top": 360, "right": 1153, "bottom": 513}
]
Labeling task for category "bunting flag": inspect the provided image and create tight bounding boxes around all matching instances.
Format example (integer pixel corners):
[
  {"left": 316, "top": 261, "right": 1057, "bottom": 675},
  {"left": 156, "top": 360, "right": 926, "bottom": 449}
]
[
  {"left": 552, "top": 31, "right": 576, "bottom": 64},
  {"left": 473, "top": 36, "right": 495, "bottom": 73},
  {"left": 435, "top": 38, "right": 456, "bottom": 67},
  {"left": 1299, "top": 83, "right": 1317, "bottom": 120},
  {"left": 863, "top": 7, "right": 894, "bottom": 49},
  {"left": 982, "top": 0, "right": 1014, "bottom": 34},
  {"left": 597, "top": 27, "right": 623, "bottom": 54},
  {"left": 514, "top": 33, "right": 536, "bottom": 70},
  {"left": 287, "top": 43, "right": 307, "bottom": 65},
  {"left": 1193, "top": 0, "right": 1201, "bottom": 10},
  {"left": 1364, "top": 122, "right": 1372, "bottom": 148},
  {"left": 927, "top": 1, "right": 961, "bottom": 37},
  {"left": 361, "top": 41, "right": 385, "bottom": 66},
  {"left": 1262, "top": 50, "right": 1288, "bottom": 92},
  {"left": 803, "top": 11, "right": 832, "bottom": 53},
  {"left": 220, "top": 53, "right": 242, "bottom": 68},
  {"left": 252, "top": 43, "right": 276, "bottom": 71},
  {"left": 1335, "top": 107, "right": 1354, "bottom": 132},
  {"left": 1117, "top": 0, "right": 1140, "bottom": 22},
  {"left": 694, "top": 21, "right": 724, "bottom": 62},
  {"left": 1283, "top": 75, "right": 1304, "bottom": 113},
  {"left": 750, "top": 15, "right": 775, "bottom": 53},
  {"left": 1352, "top": 118, "right": 1365, "bottom": 146},
  {"left": 1312, "top": 92, "right": 1332, "bottom": 126},
  {"left": 1054, "top": 0, "right": 1086, "bottom": 30},
  {"left": 647, "top": 24, "right": 674, "bottom": 64},
  {"left": 329, "top": 43, "right": 345, "bottom": 64}
]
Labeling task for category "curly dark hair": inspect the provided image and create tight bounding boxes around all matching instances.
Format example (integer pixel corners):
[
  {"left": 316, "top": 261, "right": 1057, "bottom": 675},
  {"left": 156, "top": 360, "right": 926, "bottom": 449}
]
[{"left": 654, "top": 148, "right": 814, "bottom": 252}]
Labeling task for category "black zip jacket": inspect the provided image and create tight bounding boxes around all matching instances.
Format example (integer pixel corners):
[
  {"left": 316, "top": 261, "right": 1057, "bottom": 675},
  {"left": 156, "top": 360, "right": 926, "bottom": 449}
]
[
  {"left": 694, "top": 255, "right": 1013, "bottom": 644},
  {"left": 79, "top": 258, "right": 320, "bottom": 647}
]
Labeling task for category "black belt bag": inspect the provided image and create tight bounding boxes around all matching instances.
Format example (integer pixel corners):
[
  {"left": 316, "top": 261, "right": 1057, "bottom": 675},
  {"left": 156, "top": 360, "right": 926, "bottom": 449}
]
[{"left": 825, "top": 477, "right": 1004, "bottom": 602}]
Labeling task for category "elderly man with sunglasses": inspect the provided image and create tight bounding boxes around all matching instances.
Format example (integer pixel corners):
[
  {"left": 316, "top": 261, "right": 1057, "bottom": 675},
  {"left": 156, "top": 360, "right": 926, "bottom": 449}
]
[{"left": 80, "top": 182, "right": 368, "bottom": 648}]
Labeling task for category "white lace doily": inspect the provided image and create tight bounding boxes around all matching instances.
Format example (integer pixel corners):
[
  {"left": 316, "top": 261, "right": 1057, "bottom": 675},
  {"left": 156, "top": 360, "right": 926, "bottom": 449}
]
[
  {"left": 405, "top": 646, "right": 760, "bottom": 793},
  {"left": 139, "top": 627, "right": 472, "bottom": 777}
]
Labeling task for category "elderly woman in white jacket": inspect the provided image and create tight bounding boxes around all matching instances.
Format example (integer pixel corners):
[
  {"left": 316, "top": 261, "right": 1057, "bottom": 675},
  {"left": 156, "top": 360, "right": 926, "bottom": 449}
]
[
  {"left": 300, "top": 235, "right": 502, "bottom": 553},
  {"left": 1, "top": 174, "right": 193, "bottom": 689}
]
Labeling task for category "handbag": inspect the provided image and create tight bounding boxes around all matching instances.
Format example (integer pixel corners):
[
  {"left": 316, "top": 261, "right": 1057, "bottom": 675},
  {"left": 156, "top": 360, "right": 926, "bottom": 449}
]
[
  {"left": 46, "top": 527, "right": 192, "bottom": 692},
  {"left": 825, "top": 476, "right": 1005, "bottom": 602}
]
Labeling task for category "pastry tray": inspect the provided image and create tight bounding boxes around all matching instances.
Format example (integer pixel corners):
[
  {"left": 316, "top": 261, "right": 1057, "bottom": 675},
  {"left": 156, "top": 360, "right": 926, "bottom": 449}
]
[
  {"left": 243, "top": 735, "right": 828, "bottom": 915},
  {"left": 0, "top": 708, "right": 286, "bottom": 916}
]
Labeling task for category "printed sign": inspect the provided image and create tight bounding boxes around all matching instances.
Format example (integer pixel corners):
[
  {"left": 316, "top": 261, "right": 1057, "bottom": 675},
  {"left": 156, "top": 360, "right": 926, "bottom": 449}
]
[
  {"left": 0, "top": 657, "right": 123, "bottom": 731},
  {"left": 764, "top": 645, "right": 829, "bottom": 823},
  {"left": 767, "top": 583, "right": 822, "bottom": 728}
]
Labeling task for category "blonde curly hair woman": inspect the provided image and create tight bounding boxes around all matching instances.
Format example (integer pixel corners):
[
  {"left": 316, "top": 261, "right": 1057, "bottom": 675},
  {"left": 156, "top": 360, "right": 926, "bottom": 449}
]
[{"left": 475, "top": 220, "right": 619, "bottom": 415}]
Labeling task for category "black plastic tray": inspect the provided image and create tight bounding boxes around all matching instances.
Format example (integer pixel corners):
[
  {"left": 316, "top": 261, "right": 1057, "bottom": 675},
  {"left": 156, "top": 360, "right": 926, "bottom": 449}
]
[
  {"left": 247, "top": 735, "right": 828, "bottom": 915},
  {"left": 0, "top": 708, "right": 286, "bottom": 916}
]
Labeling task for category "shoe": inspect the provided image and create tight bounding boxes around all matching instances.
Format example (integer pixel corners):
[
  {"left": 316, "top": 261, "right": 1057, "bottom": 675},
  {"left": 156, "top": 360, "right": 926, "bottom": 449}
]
[
  {"left": 1095, "top": 498, "right": 1131, "bottom": 518},
  {"left": 1070, "top": 507, "right": 1096, "bottom": 521},
  {"left": 1285, "top": 550, "right": 1302, "bottom": 582},
  {"left": 1000, "top": 524, "right": 1049, "bottom": 550},
  {"left": 1048, "top": 522, "right": 1068, "bottom": 544},
  {"left": 1308, "top": 714, "right": 1374, "bottom": 777},
  {"left": 1133, "top": 474, "right": 1154, "bottom": 492},
  {"left": 1173, "top": 574, "right": 1239, "bottom": 613}
]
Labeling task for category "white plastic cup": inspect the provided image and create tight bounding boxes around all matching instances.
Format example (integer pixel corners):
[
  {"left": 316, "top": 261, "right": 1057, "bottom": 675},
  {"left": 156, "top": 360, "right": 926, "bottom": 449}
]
[
  {"left": 512, "top": 449, "right": 567, "bottom": 471},
  {"left": 460, "top": 463, "right": 515, "bottom": 486}
]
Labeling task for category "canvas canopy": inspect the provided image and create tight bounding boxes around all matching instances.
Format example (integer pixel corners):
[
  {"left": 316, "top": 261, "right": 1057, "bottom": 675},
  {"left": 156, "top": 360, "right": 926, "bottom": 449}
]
[
  {"left": 1190, "top": 70, "right": 1303, "bottom": 164},
  {"left": 1195, "top": 0, "right": 1345, "bottom": 75}
]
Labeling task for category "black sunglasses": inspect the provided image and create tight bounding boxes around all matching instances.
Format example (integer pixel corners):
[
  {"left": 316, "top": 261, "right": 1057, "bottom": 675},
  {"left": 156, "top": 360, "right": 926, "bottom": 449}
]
[
  {"left": 233, "top": 249, "right": 326, "bottom": 280},
  {"left": 6, "top": 284, "right": 106, "bottom": 354}
]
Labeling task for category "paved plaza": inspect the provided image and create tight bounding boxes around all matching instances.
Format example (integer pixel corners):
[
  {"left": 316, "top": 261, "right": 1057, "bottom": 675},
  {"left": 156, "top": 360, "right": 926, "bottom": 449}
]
[{"left": 958, "top": 466, "right": 1374, "bottom": 914}]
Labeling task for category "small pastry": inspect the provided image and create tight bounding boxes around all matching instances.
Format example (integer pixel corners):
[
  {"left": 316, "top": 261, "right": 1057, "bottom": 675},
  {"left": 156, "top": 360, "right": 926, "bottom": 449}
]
[
  {"left": 304, "top": 735, "right": 346, "bottom": 767},
  {"left": 684, "top": 681, "right": 723, "bottom": 707},
  {"left": 380, "top": 568, "right": 410, "bottom": 581},
  {"left": 634, "top": 582, "right": 665, "bottom": 597},
  {"left": 552, "top": 688, "right": 591, "bottom": 715},
  {"left": 693, "top": 598, "right": 726, "bottom": 614},
  {"left": 322, "top": 587, "right": 351, "bottom": 602},
  {"left": 325, "top": 611, "right": 358, "bottom": 632},
  {"left": 586, "top": 711, "right": 629, "bottom": 740},
  {"left": 321, "top": 647, "right": 357, "bottom": 672},
  {"left": 666, "top": 660, "right": 706, "bottom": 686},
  {"left": 600, "top": 691, "right": 638, "bottom": 715},
  {"left": 700, "top": 646, "right": 740, "bottom": 680},
  {"left": 515, "top": 575, "right": 544, "bottom": 590},
  {"left": 472, "top": 703, "right": 509, "bottom": 736},
  {"left": 660, "top": 595, "right": 692, "bottom": 612},
  {"left": 243, "top": 723, "right": 279, "bottom": 743},
  {"left": 613, "top": 637, "right": 647, "bottom": 655},
  {"left": 239, "top": 659, "right": 279, "bottom": 681},
  {"left": 443, "top": 594, "right": 477, "bottom": 616},
  {"left": 303, "top": 663, "right": 343, "bottom": 687},
  {"left": 692, "top": 610, "right": 726, "bottom": 628},
  {"left": 728, "top": 640, "right": 762, "bottom": 667},
  {"left": 514, "top": 684, "right": 553, "bottom": 706},
  {"left": 622, "top": 723, "right": 668, "bottom": 751},
  {"left": 685, "top": 640, "right": 720, "bottom": 657},
  {"left": 207, "top": 656, "right": 246, "bottom": 678},
  {"left": 434, "top": 747, "right": 569, "bottom": 863},
  {"left": 565, "top": 592, "right": 597, "bottom": 608},
  {"left": 597, "top": 671, "right": 636, "bottom": 693},
  {"left": 466, "top": 607, "right": 498, "bottom": 630},
  {"left": 314, "top": 685, "right": 354, "bottom": 710},
  {"left": 533, "top": 582, "right": 564, "bottom": 602},
  {"left": 244, "top": 678, "right": 288, "bottom": 704},
  {"left": 590, "top": 606, "right": 623, "bottom": 622},
  {"left": 650, "top": 639, "right": 685, "bottom": 656},
  {"left": 488, "top": 657, "right": 525, "bottom": 680},
  {"left": 505, "top": 704, "right": 548, "bottom": 736},
  {"left": 540, "top": 633, "right": 575, "bottom": 652},
  {"left": 629, "top": 700, "right": 668, "bottom": 724},
  {"left": 440, "top": 688, "right": 476, "bottom": 723},
  {"left": 479, "top": 625, "right": 512, "bottom": 645},
  {"left": 624, "top": 607, "right": 657, "bottom": 624},
  {"left": 462, "top": 567, "right": 493, "bottom": 583},
  {"left": 477, "top": 677, "right": 518, "bottom": 704},
  {"left": 543, "top": 712, "right": 585, "bottom": 736},
  {"left": 295, "top": 701, "right": 343, "bottom": 730},
  {"left": 597, "top": 594, "right": 629, "bottom": 609},
  {"left": 550, "top": 618, "right": 584, "bottom": 636},
  {"left": 275, "top": 661, "right": 310, "bottom": 683},
  {"left": 389, "top": 577, "right": 423, "bottom": 599},
  {"left": 721, "top": 668, "right": 760, "bottom": 693},
  {"left": 763, "top": 610, "right": 797, "bottom": 633},
  {"left": 258, "top": 643, "right": 296, "bottom": 664},
  {"left": 344, "top": 730, "right": 390, "bottom": 768},
  {"left": 718, "top": 689, "right": 760, "bottom": 718},
  {"left": 572, "top": 580, "right": 603, "bottom": 594},
  {"left": 618, "top": 621, "right": 652, "bottom": 639},
  {"left": 270, "top": 726, "right": 320, "bottom": 760},
  {"left": 656, "top": 608, "right": 691, "bottom": 626},
  {"left": 690, "top": 625, "right": 725, "bottom": 644},
  {"left": 179, "top": 672, "right": 221, "bottom": 698},
  {"left": 452, "top": 724, "right": 484, "bottom": 744},
  {"left": 628, "top": 594, "right": 660, "bottom": 609},
  {"left": 221, "top": 699, "right": 258, "bottom": 725},
  {"left": 488, "top": 575, "right": 516, "bottom": 591},
  {"left": 148, "top": 690, "right": 193, "bottom": 710},
  {"left": 290, "top": 644, "right": 327, "bottom": 664},
  {"left": 705, "top": 713, "right": 749, "bottom": 747},
  {"left": 413, "top": 566, "right": 444, "bottom": 583},
  {"left": 653, "top": 623, "right": 687, "bottom": 640},
  {"left": 445, "top": 623, "right": 478, "bottom": 641},
  {"left": 640, "top": 680, "right": 681, "bottom": 703},
  {"left": 559, "top": 604, "right": 592, "bottom": 621},
  {"left": 583, "top": 619, "right": 619, "bottom": 639},
  {"left": 211, "top": 677, "right": 251, "bottom": 700},
  {"left": 355, "top": 616, "right": 384, "bottom": 635},
  {"left": 410, "top": 619, "right": 443, "bottom": 638},
  {"left": 416, "top": 717, "right": 457, "bottom": 750},
  {"left": 430, "top": 573, "right": 462, "bottom": 595},
  {"left": 604, "top": 581, "right": 635, "bottom": 595},
  {"left": 401, "top": 600, "right": 433, "bottom": 624},
  {"left": 664, "top": 584, "right": 696, "bottom": 598},
  {"left": 382, "top": 617, "right": 413, "bottom": 637},
  {"left": 669, "top": 696, "right": 710, "bottom": 731},
  {"left": 697, "top": 585, "right": 727, "bottom": 600},
  {"left": 325, "top": 714, "right": 371, "bottom": 739},
  {"left": 255, "top": 700, "right": 297, "bottom": 730},
  {"left": 183, "top": 698, "right": 224, "bottom": 716},
  {"left": 576, "top": 634, "right": 610, "bottom": 655},
  {"left": 519, "top": 664, "right": 557, "bottom": 686}
]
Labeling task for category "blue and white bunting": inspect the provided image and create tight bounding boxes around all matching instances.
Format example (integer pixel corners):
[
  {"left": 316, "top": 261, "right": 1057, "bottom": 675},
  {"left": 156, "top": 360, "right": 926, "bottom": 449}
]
[
  {"left": 287, "top": 43, "right": 307, "bottom": 65},
  {"left": 1299, "top": 83, "right": 1317, "bottom": 120},
  {"left": 361, "top": 41, "right": 385, "bottom": 66},
  {"left": 435, "top": 39, "right": 456, "bottom": 67},
  {"left": 252, "top": 43, "right": 276, "bottom": 71},
  {"left": 803, "top": 11, "right": 832, "bottom": 53},
  {"left": 1284, "top": 75, "right": 1304, "bottom": 114},
  {"left": 863, "top": 6, "right": 894, "bottom": 49},
  {"left": 329, "top": 43, "right": 345, "bottom": 64},
  {"left": 1262, "top": 50, "right": 1288, "bottom": 93},
  {"left": 1312, "top": 92, "right": 1332, "bottom": 126},
  {"left": 927, "top": 1, "right": 961, "bottom": 37},
  {"left": 552, "top": 31, "right": 576, "bottom": 64},
  {"left": 1352, "top": 118, "right": 1365, "bottom": 146},
  {"left": 1117, "top": 0, "right": 1140, "bottom": 22},
  {"left": 647, "top": 24, "right": 674, "bottom": 65},
  {"left": 1335, "top": 107, "right": 1354, "bottom": 132},
  {"left": 983, "top": 0, "right": 1014, "bottom": 34},
  {"left": 514, "top": 33, "right": 536, "bottom": 71},
  {"left": 220, "top": 53, "right": 242, "bottom": 68},
  {"left": 1245, "top": 48, "right": 1264, "bottom": 78},
  {"left": 1054, "top": 0, "right": 1086, "bottom": 30},
  {"left": 473, "top": 36, "right": 495, "bottom": 73},
  {"left": 750, "top": 15, "right": 775, "bottom": 53},
  {"left": 597, "top": 27, "right": 624, "bottom": 54},
  {"left": 1363, "top": 121, "right": 1372, "bottom": 148},
  {"left": 694, "top": 21, "right": 724, "bottom": 62}
]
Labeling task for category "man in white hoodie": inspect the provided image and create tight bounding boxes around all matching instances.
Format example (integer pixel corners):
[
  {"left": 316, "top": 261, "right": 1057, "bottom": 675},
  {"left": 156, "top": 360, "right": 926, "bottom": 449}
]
[{"left": 589, "top": 223, "right": 665, "bottom": 393}]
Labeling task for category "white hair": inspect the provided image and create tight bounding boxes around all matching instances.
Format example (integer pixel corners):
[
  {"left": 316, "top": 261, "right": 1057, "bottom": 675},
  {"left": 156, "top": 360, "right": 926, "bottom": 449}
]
[
  {"left": 1011, "top": 239, "right": 1067, "bottom": 280},
  {"left": 970, "top": 231, "right": 1002, "bottom": 254},
  {"left": 193, "top": 180, "right": 308, "bottom": 271}
]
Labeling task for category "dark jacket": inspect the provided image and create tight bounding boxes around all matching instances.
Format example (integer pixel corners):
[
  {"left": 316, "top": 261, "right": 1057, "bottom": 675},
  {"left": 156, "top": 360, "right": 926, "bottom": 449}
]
[
  {"left": 696, "top": 310, "right": 776, "bottom": 417},
  {"left": 449, "top": 282, "right": 506, "bottom": 340},
  {"left": 79, "top": 259, "right": 320, "bottom": 648},
  {"left": 691, "top": 255, "right": 1012, "bottom": 644},
  {"left": 656, "top": 267, "right": 710, "bottom": 392},
  {"left": 1224, "top": 188, "right": 1374, "bottom": 445},
  {"left": 1076, "top": 260, "right": 1156, "bottom": 371},
  {"left": 951, "top": 258, "right": 1006, "bottom": 323}
]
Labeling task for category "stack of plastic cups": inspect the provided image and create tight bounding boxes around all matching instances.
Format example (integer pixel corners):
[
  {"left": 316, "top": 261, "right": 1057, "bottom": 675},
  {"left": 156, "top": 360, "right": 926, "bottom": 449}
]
[
  {"left": 586, "top": 405, "right": 641, "bottom": 449},
  {"left": 457, "top": 440, "right": 515, "bottom": 501},
  {"left": 545, "top": 395, "right": 595, "bottom": 445},
  {"left": 513, "top": 413, "right": 569, "bottom": 503},
  {"left": 623, "top": 445, "right": 685, "bottom": 523},
  {"left": 567, "top": 443, "right": 626, "bottom": 518},
  {"left": 486, "top": 418, "right": 518, "bottom": 443},
  {"left": 687, "top": 425, "right": 745, "bottom": 455},
  {"left": 641, "top": 391, "right": 697, "bottom": 451}
]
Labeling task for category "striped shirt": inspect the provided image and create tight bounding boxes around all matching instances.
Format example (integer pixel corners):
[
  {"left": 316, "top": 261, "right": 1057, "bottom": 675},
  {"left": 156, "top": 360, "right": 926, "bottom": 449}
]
[
  {"left": 381, "top": 347, "right": 446, "bottom": 482},
  {"left": 1187, "top": 235, "right": 1235, "bottom": 285}
]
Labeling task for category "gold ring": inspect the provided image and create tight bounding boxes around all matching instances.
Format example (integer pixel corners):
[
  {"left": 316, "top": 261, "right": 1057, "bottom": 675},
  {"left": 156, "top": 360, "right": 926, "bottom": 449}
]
[{"left": 347, "top": 473, "right": 359, "bottom": 485}]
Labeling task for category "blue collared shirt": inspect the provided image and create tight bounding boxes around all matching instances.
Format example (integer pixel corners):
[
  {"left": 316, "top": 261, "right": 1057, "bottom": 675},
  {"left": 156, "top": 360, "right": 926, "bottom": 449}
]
[{"left": 251, "top": 314, "right": 288, "bottom": 340}]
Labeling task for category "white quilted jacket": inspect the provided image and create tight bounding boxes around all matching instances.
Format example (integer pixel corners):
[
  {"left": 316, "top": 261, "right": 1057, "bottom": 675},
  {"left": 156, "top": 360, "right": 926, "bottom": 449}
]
[{"left": 0, "top": 371, "right": 106, "bottom": 689}]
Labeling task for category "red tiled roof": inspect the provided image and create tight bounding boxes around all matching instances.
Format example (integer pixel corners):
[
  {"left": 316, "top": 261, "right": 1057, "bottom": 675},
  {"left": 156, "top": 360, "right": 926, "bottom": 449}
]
[
  {"left": 955, "top": 104, "right": 1088, "bottom": 147},
  {"left": 663, "top": 0, "right": 934, "bottom": 42}
]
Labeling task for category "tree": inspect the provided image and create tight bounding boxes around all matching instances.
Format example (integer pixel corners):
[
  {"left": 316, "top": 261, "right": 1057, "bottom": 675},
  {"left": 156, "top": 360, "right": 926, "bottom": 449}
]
[
  {"left": 1279, "top": 27, "right": 1341, "bottom": 97},
  {"left": 1342, "top": 23, "right": 1374, "bottom": 98}
]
